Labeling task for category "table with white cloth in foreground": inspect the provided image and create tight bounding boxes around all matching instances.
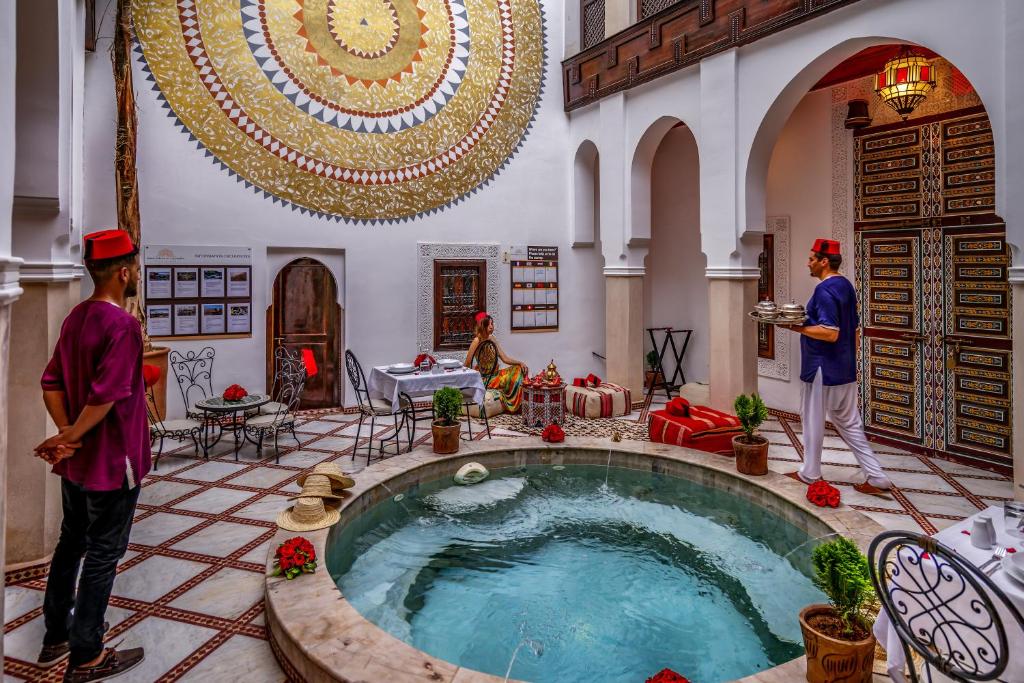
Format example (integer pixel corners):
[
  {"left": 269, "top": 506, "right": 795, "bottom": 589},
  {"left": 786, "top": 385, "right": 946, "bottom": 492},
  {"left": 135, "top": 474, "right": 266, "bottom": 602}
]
[
  {"left": 873, "top": 505, "right": 1024, "bottom": 683},
  {"left": 367, "top": 366, "right": 485, "bottom": 409}
]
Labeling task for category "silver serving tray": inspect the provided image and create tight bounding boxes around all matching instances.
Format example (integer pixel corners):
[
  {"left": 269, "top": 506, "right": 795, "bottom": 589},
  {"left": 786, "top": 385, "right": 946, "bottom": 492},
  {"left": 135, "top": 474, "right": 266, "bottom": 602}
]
[{"left": 747, "top": 311, "right": 807, "bottom": 326}]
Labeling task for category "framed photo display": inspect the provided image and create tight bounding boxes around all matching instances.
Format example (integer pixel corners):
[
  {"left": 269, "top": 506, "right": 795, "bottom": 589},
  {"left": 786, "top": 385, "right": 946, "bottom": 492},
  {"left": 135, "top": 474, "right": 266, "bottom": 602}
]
[
  {"left": 143, "top": 245, "right": 253, "bottom": 339},
  {"left": 510, "top": 246, "right": 558, "bottom": 331}
]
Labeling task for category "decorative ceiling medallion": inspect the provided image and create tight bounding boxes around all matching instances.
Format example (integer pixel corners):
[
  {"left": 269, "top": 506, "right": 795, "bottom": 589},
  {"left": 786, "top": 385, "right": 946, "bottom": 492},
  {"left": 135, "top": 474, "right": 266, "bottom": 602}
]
[{"left": 132, "top": 0, "right": 545, "bottom": 222}]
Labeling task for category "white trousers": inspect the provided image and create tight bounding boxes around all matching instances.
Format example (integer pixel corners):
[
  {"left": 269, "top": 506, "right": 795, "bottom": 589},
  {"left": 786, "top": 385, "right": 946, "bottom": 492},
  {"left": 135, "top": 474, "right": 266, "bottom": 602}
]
[{"left": 799, "top": 368, "right": 891, "bottom": 487}]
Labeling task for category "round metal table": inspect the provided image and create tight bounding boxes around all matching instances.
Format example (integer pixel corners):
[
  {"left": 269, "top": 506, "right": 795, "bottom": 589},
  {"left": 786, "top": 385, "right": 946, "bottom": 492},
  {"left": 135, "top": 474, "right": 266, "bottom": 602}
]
[{"left": 193, "top": 394, "right": 270, "bottom": 457}]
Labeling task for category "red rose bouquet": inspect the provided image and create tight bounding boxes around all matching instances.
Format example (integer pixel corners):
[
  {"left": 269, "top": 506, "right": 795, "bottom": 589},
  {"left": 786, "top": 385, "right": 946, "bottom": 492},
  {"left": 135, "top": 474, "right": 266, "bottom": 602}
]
[
  {"left": 541, "top": 423, "right": 565, "bottom": 443},
  {"left": 222, "top": 383, "right": 248, "bottom": 402},
  {"left": 807, "top": 480, "right": 841, "bottom": 508},
  {"left": 646, "top": 669, "right": 690, "bottom": 683},
  {"left": 272, "top": 536, "right": 317, "bottom": 580}
]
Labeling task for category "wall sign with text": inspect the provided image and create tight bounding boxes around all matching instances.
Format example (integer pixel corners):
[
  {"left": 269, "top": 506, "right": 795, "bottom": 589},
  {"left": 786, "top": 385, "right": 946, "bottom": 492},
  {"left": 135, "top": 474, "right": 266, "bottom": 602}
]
[
  {"left": 510, "top": 245, "right": 558, "bottom": 331},
  {"left": 143, "top": 245, "right": 252, "bottom": 338}
]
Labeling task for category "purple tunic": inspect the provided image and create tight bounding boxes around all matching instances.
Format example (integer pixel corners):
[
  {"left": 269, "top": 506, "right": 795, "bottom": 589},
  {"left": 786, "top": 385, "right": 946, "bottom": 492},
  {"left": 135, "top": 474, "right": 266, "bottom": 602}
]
[{"left": 40, "top": 300, "right": 151, "bottom": 491}]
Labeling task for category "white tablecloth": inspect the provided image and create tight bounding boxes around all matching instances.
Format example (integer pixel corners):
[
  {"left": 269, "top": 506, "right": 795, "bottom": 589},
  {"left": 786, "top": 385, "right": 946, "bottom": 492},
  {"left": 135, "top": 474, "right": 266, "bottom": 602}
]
[
  {"left": 367, "top": 365, "right": 485, "bottom": 408},
  {"left": 873, "top": 505, "right": 1024, "bottom": 682}
]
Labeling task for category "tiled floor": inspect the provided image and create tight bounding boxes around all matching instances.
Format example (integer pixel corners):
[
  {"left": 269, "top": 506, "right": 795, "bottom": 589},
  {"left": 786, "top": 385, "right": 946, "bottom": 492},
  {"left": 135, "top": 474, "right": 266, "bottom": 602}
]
[{"left": 3, "top": 396, "right": 1014, "bottom": 681}]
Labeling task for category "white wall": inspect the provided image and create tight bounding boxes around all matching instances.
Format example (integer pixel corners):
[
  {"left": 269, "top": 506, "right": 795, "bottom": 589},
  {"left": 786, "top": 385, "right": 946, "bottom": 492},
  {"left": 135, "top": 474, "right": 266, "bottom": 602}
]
[
  {"left": 83, "top": 0, "right": 611, "bottom": 418},
  {"left": 756, "top": 88, "right": 832, "bottom": 411},
  {"left": 644, "top": 125, "right": 708, "bottom": 384}
]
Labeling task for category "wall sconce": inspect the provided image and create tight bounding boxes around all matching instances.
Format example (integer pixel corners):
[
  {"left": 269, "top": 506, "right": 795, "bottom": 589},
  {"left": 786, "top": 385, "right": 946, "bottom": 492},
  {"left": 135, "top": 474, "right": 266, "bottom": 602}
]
[{"left": 844, "top": 99, "right": 871, "bottom": 129}]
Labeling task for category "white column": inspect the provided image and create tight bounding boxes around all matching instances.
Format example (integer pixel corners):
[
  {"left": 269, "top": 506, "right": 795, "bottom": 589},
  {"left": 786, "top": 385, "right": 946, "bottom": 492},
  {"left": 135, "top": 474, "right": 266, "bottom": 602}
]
[
  {"left": 0, "top": 0, "right": 18, "bottom": 661},
  {"left": 1011, "top": 270, "right": 1024, "bottom": 501}
]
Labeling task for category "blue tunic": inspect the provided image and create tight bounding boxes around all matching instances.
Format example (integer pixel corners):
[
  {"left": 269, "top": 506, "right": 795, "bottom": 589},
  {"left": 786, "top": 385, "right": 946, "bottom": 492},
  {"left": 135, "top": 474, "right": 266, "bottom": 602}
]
[{"left": 800, "top": 276, "right": 859, "bottom": 386}]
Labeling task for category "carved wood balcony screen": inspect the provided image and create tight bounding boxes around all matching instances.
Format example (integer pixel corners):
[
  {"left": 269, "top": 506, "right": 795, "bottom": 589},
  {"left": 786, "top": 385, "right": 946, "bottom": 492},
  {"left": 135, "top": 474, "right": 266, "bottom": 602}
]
[
  {"left": 640, "top": 0, "right": 680, "bottom": 20},
  {"left": 581, "top": 0, "right": 606, "bottom": 50},
  {"left": 433, "top": 260, "right": 487, "bottom": 351}
]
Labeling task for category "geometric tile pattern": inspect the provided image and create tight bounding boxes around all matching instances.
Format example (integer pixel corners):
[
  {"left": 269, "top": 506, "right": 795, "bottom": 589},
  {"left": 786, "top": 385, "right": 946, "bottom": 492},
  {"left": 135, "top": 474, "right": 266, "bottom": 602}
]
[{"left": 4, "top": 401, "right": 1013, "bottom": 681}]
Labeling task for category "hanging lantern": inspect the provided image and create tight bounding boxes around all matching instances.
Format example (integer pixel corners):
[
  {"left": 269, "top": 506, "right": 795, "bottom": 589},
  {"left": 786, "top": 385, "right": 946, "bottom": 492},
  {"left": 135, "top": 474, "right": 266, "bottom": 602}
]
[{"left": 874, "top": 48, "right": 936, "bottom": 120}]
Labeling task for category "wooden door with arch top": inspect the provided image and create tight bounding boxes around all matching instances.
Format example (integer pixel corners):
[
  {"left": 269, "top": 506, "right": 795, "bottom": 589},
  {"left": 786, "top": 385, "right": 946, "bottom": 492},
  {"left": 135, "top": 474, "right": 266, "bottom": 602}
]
[{"left": 267, "top": 258, "right": 343, "bottom": 409}]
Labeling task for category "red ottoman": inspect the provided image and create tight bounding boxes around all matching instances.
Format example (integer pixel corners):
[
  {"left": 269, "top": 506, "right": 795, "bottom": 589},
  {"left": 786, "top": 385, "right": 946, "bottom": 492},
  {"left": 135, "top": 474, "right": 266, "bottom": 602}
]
[{"left": 648, "top": 405, "right": 743, "bottom": 455}]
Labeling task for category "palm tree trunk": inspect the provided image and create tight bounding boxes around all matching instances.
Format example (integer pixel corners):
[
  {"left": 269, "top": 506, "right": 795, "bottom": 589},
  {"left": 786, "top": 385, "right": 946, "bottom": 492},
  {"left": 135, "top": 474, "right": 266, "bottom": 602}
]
[{"left": 112, "top": 0, "right": 150, "bottom": 349}]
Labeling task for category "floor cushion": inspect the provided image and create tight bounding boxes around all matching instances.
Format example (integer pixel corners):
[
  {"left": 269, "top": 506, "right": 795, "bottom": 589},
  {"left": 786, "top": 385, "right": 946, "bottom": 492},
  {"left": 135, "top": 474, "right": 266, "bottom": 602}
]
[
  {"left": 463, "top": 387, "right": 505, "bottom": 419},
  {"left": 648, "top": 405, "right": 743, "bottom": 455},
  {"left": 565, "top": 382, "right": 632, "bottom": 419}
]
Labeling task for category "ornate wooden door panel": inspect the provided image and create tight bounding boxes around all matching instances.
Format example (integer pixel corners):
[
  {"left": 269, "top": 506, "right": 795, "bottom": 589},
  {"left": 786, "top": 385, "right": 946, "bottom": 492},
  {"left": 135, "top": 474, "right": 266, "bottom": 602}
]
[
  {"left": 857, "top": 233, "right": 924, "bottom": 445},
  {"left": 268, "top": 258, "right": 342, "bottom": 409},
  {"left": 433, "top": 260, "right": 485, "bottom": 351},
  {"left": 941, "top": 230, "right": 1012, "bottom": 461}
]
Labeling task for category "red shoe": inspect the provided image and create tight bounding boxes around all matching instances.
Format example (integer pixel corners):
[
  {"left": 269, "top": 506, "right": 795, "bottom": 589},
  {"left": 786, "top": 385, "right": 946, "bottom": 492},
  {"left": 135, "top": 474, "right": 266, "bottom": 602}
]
[{"left": 853, "top": 482, "right": 892, "bottom": 497}]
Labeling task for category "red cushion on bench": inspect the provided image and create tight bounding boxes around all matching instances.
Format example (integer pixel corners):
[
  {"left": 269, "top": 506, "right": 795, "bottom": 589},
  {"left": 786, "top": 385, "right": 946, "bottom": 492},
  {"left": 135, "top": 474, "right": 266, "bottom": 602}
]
[{"left": 648, "top": 405, "right": 742, "bottom": 456}]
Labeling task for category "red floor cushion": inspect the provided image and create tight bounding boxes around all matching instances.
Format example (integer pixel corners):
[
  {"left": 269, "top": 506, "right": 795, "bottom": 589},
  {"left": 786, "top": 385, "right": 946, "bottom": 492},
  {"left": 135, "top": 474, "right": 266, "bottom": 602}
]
[{"left": 648, "top": 405, "right": 743, "bottom": 455}]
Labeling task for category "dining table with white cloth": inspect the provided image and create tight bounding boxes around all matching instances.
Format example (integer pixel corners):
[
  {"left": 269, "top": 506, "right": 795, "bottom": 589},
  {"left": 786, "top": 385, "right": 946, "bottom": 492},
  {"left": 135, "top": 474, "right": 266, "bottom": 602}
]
[
  {"left": 873, "top": 504, "right": 1024, "bottom": 683},
  {"left": 367, "top": 365, "right": 486, "bottom": 409}
]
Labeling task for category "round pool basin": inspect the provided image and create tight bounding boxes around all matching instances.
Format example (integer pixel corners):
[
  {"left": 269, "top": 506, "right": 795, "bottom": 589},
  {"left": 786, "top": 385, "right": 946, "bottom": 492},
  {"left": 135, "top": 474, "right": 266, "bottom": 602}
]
[{"left": 265, "top": 441, "right": 883, "bottom": 683}]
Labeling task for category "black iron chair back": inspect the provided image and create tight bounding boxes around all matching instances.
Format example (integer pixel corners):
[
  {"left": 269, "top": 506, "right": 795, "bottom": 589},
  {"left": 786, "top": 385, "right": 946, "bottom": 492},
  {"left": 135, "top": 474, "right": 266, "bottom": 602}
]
[
  {"left": 271, "top": 362, "right": 307, "bottom": 418},
  {"left": 270, "top": 346, "right": 303, "bottom": 402},
  {"left": 169, "top": 347, "right": 216, "bottom": 415},
  {"left": 345, "top": 349, "right": 373, "bottom": 411},
  {"left": 868, "top": 530, "right": 1024, "bottom": 682}
]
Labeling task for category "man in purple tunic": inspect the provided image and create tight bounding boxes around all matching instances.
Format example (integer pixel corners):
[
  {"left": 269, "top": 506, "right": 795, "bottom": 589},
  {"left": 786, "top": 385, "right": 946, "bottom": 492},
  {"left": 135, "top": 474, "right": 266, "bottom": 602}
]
[{"left": 34, "top": 230, "right": 148, "bottom": 681}]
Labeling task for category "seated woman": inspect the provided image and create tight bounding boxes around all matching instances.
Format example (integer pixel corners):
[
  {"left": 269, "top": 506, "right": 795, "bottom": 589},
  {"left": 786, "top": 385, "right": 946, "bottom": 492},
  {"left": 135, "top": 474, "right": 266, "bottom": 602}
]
[{"left": 464, "top": 311, "right": 529, "bottom": 413}]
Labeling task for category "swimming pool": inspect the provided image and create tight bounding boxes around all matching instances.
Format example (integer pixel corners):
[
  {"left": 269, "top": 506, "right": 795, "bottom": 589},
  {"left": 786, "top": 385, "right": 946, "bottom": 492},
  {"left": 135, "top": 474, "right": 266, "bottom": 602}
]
[{"left": 327, "top": 463, "right": 826, "bottom": 682}]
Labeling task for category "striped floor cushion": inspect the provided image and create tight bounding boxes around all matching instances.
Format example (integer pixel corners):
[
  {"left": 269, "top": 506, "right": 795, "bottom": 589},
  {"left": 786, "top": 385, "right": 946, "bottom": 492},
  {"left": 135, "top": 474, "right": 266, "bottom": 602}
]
[
  {"left": 463, "top": 388, "right": 505, "bottom": 419},
  {"left": 565, "top": 382, "right": 631, "bottom": 419},
  {"left": 648, "top": 405, "right": 743, "bottom": 455}
]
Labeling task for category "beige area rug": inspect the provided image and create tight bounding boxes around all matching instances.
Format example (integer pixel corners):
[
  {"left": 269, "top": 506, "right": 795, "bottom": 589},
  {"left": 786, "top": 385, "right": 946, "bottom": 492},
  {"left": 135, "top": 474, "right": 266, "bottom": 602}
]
[{"left": 487, "top": 413, "right": 651, "bottom": 441}]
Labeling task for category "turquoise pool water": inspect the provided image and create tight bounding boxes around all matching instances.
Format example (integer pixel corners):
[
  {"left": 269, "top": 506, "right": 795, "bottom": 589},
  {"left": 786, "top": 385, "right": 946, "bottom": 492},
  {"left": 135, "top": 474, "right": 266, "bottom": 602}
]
[{"left": 327, "top": 465, "right": 825, "bottom": 682}]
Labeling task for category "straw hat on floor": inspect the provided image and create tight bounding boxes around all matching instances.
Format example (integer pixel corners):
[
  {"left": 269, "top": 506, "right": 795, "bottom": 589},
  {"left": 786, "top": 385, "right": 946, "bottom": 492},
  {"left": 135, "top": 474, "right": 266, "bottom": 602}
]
[
  {"left": 276, "top": 496, "right": 340, "bottom": 532},
  {"left": 297, "top": 462, "right": 355, "bottom": 491},
  {"left": 289, "top": 473, "right": 343, "bottom": 501}
]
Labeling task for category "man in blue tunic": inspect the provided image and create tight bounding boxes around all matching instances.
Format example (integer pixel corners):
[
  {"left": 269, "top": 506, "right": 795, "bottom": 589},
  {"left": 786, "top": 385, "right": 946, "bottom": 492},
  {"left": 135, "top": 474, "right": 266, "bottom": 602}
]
[{"left": 783, "top": 238, "right": 892, "bottom": 494}]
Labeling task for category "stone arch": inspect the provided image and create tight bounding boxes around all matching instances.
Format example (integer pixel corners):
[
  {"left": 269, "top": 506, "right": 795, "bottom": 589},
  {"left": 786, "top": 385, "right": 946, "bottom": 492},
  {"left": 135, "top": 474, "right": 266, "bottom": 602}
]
[
  {"left": 628, "top": 115, "right": 694, "bottom": 247},
  {"left": 572, "top": 139, "right": 600, "bottom": 247},
  {"left": 743, "top": 34, "right": 1003, "bottom": 241}
]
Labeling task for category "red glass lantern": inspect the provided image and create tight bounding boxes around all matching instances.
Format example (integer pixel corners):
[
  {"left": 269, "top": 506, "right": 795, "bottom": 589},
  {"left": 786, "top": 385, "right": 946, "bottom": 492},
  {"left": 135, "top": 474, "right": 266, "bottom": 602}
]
[{"left": 875, "top": 47, "right": 936, "bottom": 120}]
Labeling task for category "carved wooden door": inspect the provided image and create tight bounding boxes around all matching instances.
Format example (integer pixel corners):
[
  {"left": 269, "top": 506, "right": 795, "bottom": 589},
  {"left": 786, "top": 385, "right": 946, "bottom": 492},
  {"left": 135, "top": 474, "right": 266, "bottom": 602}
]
[
  {"left": 267, "top": 258, "right": 342, "bottom": 409},
  {"left": 433, "top": 260, "right": 485, "bottom": 351}
]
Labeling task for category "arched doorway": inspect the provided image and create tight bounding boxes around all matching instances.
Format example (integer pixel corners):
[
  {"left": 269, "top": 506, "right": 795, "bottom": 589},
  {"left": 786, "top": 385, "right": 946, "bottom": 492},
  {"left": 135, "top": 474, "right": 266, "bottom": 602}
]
[
  {"left": 267, "top": 258, "right": 343, "bottom": 409},
  {"left": 753, "top": 42, "right": 1011, "bottom": 472}
]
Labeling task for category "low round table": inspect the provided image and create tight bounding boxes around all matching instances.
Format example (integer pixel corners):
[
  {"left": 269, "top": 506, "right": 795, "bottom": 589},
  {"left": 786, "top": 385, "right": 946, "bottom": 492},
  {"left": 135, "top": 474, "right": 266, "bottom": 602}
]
[
  {"left": 193, "top": 394, "right": 270, "bottom": 457},
  {"left": 522, "top": 382, "right": 566, "bottom": 427}
]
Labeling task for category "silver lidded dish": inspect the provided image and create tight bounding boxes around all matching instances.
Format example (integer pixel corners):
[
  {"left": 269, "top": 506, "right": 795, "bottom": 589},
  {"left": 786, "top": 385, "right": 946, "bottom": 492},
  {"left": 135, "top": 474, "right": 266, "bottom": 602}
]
[
  {"left": 754, "top": 300, "right": 779, "bottom": 319},
  {"left": 778, "top": 302, "right": 806, "bottom": 320}
]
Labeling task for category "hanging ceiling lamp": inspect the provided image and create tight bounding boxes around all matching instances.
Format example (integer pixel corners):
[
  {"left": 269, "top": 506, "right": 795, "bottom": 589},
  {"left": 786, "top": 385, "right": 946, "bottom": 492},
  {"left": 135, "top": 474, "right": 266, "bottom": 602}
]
[{"left": 874, "top": 47, "right": 936, "bottom": 119}]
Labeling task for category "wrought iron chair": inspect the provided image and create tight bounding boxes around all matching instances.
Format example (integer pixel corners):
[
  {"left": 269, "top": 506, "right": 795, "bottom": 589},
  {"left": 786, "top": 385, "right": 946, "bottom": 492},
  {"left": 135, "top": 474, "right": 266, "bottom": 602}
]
[
  {"left": 869, "top": 530, "right": 1024, "bottom": 683},
  {"left": 345, "top": 350, "right": 409, "bottom": 464},
  {"left": 461, "top": 339, "right": 498, "bottom": 440},
  {"left": 146, "top": 386, "right": 202, "bottom": 469},
  {"left": 169, "top": 347, "right": 217, "bottom": 420},
  {"left": 241, "top": 360, "right": 306, "bottom": 464},
  {"left": 261, "top": 346, "right": 304, "bottom": 417}
]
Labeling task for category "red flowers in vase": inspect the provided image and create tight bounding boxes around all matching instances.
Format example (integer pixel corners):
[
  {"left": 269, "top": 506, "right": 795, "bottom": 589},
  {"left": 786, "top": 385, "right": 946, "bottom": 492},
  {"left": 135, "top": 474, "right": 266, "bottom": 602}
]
[
  {"left": 272, "top": 536, "right": 317, "bottom": 580},
  {"left": 541, "top": 423, "right": 565, "bottom": 443},
  {"left": 807, "top": 480, "right": 841, "bottom": 508},
  {"left": 222, "top": 384, "right": 248, "bottom": 402},
  {"left": 646, "top": 669, "right": 690, "bottom": 683}
]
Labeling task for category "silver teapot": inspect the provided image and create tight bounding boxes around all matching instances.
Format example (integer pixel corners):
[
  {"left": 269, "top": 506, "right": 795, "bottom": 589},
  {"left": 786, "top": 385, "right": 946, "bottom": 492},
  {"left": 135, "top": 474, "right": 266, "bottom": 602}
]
[
  {"left": 778, "top": 301, "right": 806, "bottom": 320},
  {"left": 754, "top": 300, "right": 779, "bottom": 318}
]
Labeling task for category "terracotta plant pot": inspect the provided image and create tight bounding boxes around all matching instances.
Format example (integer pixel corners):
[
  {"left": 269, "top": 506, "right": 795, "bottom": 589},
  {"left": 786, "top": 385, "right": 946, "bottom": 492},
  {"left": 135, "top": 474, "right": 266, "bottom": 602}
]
[
  {"left": 431, "top": 420, "right": 461, "bottom": 454},
  {"left": 733, "top": 434, "right": 769, "bottom": 475},
  {"left": 644, "top": 370, "right": 664, "bottom": 389},
  {"left": 798, "top": 604, "right": 876, "bottom": 683},
  {"left": 143, "top": 346, "right": 170, "bottom": 420}
]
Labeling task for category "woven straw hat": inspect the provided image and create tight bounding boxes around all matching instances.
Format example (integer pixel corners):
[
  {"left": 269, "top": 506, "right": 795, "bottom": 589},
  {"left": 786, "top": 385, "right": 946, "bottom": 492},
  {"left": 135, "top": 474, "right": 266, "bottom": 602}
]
[
  {"left": 289, "top": 473, "right": 343, "bottom": 501},
  {"left": 297, "top": 462, "right": 355, "bottom": 491},
  {"left": 276, "top": 496, "right": 340, "bottom": 532}
]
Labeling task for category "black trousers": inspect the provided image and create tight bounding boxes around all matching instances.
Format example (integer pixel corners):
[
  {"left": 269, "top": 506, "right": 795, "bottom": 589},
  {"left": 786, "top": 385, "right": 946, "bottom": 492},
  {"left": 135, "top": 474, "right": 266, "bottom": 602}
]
[{"left": 42, "top": 477, "right": 140, "bottom": 667}]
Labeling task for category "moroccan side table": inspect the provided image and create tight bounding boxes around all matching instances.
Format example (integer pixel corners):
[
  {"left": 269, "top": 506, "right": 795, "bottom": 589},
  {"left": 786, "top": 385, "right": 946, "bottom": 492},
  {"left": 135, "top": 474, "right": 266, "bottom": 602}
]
[{"left": 522, "top": 382, "right": 566, "bottom": 428}]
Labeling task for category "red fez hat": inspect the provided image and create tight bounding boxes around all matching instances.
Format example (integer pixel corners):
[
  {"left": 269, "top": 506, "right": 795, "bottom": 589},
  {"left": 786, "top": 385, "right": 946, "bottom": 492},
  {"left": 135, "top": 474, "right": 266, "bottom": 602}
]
[
  {"left": 474, "top": 311, "right": 490, "bottom": 324},
  {"left": 83, "top": 229, "right": 138, "bottom": 261},
  {"left": 812, "top": 238, "right": 841, "bottom": 256}
]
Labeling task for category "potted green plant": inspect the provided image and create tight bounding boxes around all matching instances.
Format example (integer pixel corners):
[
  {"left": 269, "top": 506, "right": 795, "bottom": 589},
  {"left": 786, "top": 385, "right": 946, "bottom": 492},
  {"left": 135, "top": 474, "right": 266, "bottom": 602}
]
[
  {"left": 799, "top": 537, "right": 877, "bottom": 683},
  {"left": 644, "top": 350, "right": 663, "bottom": 390},
  {"left": 431, "top": 386, "right": 463, "bottom": 454},
  {"left": 732, "top": 393, "right": 768, "bottom": 475}
]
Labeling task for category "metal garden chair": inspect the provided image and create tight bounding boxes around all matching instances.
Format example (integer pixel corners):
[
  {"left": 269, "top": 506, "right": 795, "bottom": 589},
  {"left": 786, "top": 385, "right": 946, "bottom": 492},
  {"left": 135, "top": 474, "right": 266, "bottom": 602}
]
[{"left": 345, "top": 350, "right": 408, "bottom": 464}]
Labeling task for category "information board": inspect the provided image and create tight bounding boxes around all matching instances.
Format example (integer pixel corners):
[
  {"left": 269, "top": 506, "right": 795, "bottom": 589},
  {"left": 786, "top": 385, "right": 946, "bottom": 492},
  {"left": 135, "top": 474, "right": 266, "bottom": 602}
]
[{"left": 510, "top": 245, "right": 558, "bottom": 332}]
